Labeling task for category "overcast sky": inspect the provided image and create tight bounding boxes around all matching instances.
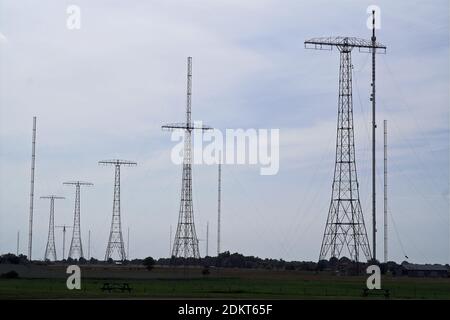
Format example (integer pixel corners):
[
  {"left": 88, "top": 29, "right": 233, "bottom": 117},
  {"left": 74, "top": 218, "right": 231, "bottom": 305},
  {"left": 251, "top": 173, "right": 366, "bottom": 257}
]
[{"left": 0, "top": 0, "right": 448, "bottom": 264}]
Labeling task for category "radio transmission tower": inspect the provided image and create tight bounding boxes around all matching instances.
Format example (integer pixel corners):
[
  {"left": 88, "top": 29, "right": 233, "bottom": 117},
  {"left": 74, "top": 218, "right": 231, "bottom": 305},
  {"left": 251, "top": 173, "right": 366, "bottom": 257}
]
[
  {"left": 41, "top": 195, "right": 65, "bottom": 261},
  {"left": 217, "top": 162, "right": 222, "bottom": 256},
  {"left": 206, "top": 221, "right": 209, "bottom": 257},
  {"left": 88, "top": 229, "right": 91, "bottom": 259},
  {"left": 383, "top": 120, "right": 388, "bottom": 263},
  {"left": 63, "top": 181, "right": 93, "bottom": 259},
  {"left": 162, "top": 57, "right": 212, "bottom": 259},
  {"left": 16, "top": 231, "right": 20, "bottom": 256},
  {"left": 99, "top": 159, "right": 137, "bottom": 261},
  {"left": 56, "top": 224, "right": 72, "bottom": 260},
  {"left": 28, "top": 116, "right": 37, "bottom": 261},
  {"left": 305, "top": 18, "right": 386, "bottom": 262}
]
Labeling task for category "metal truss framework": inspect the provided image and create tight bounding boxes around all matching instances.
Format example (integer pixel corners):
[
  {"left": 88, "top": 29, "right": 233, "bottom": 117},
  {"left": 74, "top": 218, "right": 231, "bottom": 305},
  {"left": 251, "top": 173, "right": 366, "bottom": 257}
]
[
  {"left": 41, "top": 195, "right": 65, "bottom": 261},
  {"left": 162, "top": 57, "right": 212, "bottom": 259},
  {"left": 99, "top": 159, "right": 137, "bottom": 261},
  {"left": 305, "top": 36, "right": 386, "bottom": 262},
  {"left": 64, "top": 181, "right": 93, "bottom": 260}
]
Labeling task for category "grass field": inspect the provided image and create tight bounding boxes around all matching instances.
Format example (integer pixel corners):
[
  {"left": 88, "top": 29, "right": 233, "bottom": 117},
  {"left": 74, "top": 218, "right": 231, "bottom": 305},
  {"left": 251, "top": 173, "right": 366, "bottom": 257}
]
[{"left": 1, "top": 266, "right": 449, "bottom": 299}]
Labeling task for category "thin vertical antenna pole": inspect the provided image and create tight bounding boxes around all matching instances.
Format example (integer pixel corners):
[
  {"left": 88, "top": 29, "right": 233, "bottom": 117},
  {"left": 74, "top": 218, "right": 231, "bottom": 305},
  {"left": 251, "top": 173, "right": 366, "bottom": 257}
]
[
  {"left": 371, "top": 10, "right": 377, "bottom": 261},
  {"left": 62, "top": 227, "right": 66, "bottom": 260},
  {"left": 17, "top": 231, "right": 20, "bottom": 256},
  {"left": 217, "top": 162, "right": 221, "bottom": 256},
  {"left": 127, "top": 227, "right": 130, "bottom": 260},
  {"left": 57, "top": 225, "right": 73, "bottom": 260},
  {"left": 28, "top": 116, "right": 36, "bottom": 261},
  {"left": 186, "top": 57, "right": 192, "bottom": 126},
  {"left": 206, "top": 221, "right": 209, "bottom": 257},
  {"left": 56, "top": 225, "right": 72, "bottom": 260},
  {"left": 384, "top": 120, "right": 388, "bottom": 263},
  {"left": 88, "top": 230, "right": 91, "bottom": 260},
  {"left": 169, "top": 225, "right": 172, "bottom": 257}
]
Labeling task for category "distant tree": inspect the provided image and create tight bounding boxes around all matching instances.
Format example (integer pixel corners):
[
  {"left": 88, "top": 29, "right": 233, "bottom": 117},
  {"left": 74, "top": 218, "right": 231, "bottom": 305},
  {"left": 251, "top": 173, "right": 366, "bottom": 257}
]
[
  {"left": 329, "top": 257, "right": 339, "bottom": 267},
  {"left": 285, "top": 264, "right": 296, "bottom": 271},
  {"left": 0, "top": 270, "right": 19, "bottom": 279},
  {"left": 202, "top": 266, "right": 210, "bottom": 276},
  {"left": 379, "top": 263, "right": 388, "bottom": 275},
  {"left": 367, "top": 258, "right": 380, "bottom": 266},
  {"left": 78, "top": 257, "right": 87, "bottom": 264},
  {"left": 316, "top": 260, "right": 328, "bottom": 271},
  {"left": 89, "top": 257, "right": 99, "bottom": 264},
  {"left": 131, "top": 258, "right": 144, "bottom": 265},
  {"left": 143, "top": 257, "right": 155, "bottom": 270},
  {"left": 18, "top": 254, "right": 29, "bottom": 264},
  {"left": 0, "top": 254, "right": 20, "bottom": 264},
  {"left": 339, "top": 256, "right": 351, "bottom": 264}
]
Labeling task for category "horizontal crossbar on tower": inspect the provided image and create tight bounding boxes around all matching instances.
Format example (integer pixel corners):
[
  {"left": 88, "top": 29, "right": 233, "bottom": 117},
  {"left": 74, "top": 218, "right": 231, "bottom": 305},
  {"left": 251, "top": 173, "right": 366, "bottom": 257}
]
[
  {"left": 40, "top": 196, "right": 65, "bottom": 200},
  {"left": 98, "top": 159, "right": 137, "bottom": 166},
  {"left": 305, "top": 36, "right": 386, "bottom": 53},
  {"left": 162, "top": 122, "right": 213, "bottom": 131},
  {"left": 63, "top": 181, "right": 94, "bottom": 186}
]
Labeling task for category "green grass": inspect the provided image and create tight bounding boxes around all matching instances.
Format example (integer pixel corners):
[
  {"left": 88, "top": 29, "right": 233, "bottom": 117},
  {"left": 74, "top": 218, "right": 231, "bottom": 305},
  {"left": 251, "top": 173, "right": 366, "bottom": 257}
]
[{"left": 1, "top": 275, "right": 449, "bottom": 299}]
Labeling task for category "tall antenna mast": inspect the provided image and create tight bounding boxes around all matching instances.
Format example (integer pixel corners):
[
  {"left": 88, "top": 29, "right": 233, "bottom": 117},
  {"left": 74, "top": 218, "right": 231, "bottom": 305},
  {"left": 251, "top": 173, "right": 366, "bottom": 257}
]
[
  {"left": 41, "top": 195, "right": 65, "bottom": 261},
  {"left": 16, "top": 231, "right": 20, "bottom": 256},
  {"left": 305, "top": 26, "right": 386, "bottom": 263},
  {"left": 99, "top": 159, "right": 137, "bottom": 261},
  {"left": 88, "top": 229, "right": 91, "bottom": 260},
  {"left": 383, "top": 120, "right": 388, "bottom": 263},
  {"left": 217, "top": 162, "right": 221, "bottom": 256},
  {"left": 162, "top": 57, "right": 213, "bottom": 259},
  {"left": 127, "top": 227, "right": 130, "bottom": 260},
  {"left": 56, "top": 225, "right": 72, "bottom": 260},
  {"left": 206, "top": 221, "right": 209, "bottom": 257},
  {"left": 169, "top": 225, "right": 172, "bottom": 257},
  {"left": 63, "top": 181, "right": 93, "bottom": 260},
  {"left": 28, "top": 116, "right": 37, "bottom": 261},
  {"left": 371, "top": 9, "right": 378, "bottom": 262}
]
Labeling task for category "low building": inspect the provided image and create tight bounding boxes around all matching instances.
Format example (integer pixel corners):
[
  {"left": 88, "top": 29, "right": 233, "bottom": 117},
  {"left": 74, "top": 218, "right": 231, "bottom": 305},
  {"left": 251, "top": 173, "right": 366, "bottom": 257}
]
[{"left": 399, "top": 263, "right": 449, "bottom": 278}]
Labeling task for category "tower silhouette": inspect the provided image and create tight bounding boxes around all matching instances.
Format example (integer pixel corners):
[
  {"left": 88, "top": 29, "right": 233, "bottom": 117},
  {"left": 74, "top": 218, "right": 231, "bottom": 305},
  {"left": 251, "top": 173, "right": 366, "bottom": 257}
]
[
  {"left": 162, "top": 57, "right": 212, "bottom": 259},
  {"left": 55, "top": 224, "right": 72, "bottom": 260},
  {"left": 217, "top": 162, "right": 221, "bottom": 256},
  {"left": 99, "top": 159, "right": 137, "bottom": 261},
  {"left": 64, "top": 181, "right": 93, "bottom": 260},
  {"left": 305, "top": 36, "right": 386, "bottom": 262},
  {"left": 41, "top": 195, "right": 64, "bottom": 261}
]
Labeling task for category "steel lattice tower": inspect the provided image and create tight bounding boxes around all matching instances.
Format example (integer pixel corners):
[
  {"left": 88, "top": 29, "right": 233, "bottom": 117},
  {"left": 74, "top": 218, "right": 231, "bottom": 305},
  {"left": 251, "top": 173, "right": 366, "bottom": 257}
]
[
  {"left": 99, "top": 159, "right": 137, "bottom": 261},
  {"left": 305, "top": 36, "right": 386, "bottom": 262},
  {"left": 64, "top": 181, "right": 93, "bottom": 259},
  {"left": 28, "top": 116, "right": 37, "bottom": 261},
  {"left": 41, "top": 195, "right": 64, "bottom": 261},
  {"left": 162, "top": 57, "right": 212, "bottom": 259}
]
